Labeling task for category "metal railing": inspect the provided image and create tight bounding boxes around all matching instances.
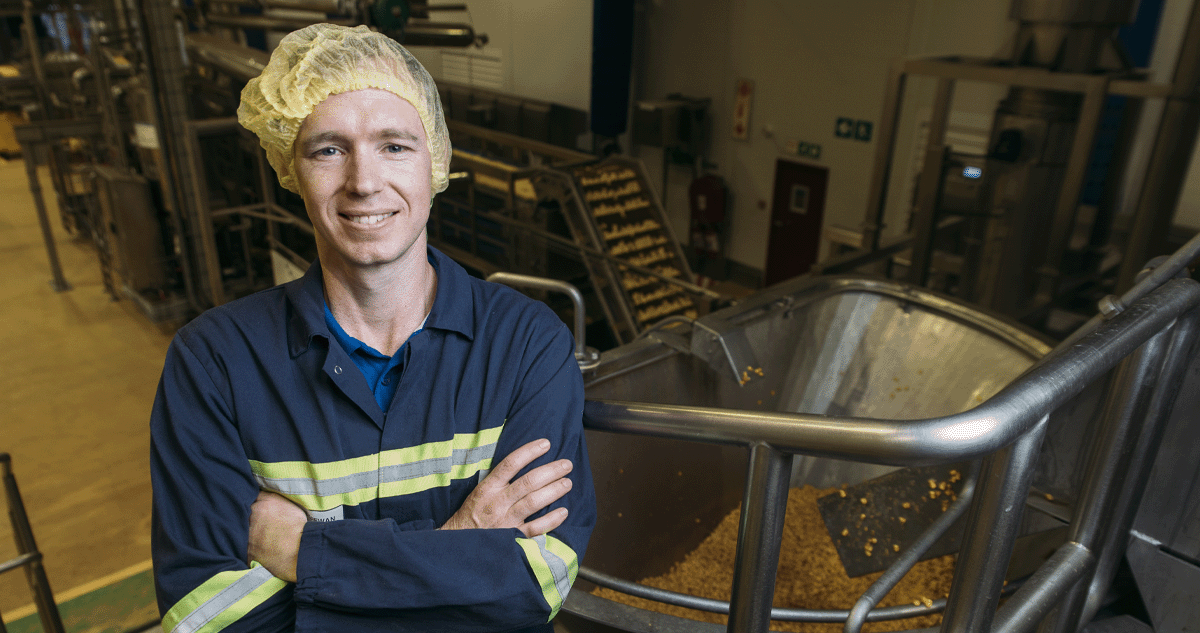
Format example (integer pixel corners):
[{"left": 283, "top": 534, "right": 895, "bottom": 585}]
[
  {"left": 1, "top": 453, "right": 65, "bottom": 633},
  {"left": 574, "top": 258, "right": 1200, "bottom": 632}
]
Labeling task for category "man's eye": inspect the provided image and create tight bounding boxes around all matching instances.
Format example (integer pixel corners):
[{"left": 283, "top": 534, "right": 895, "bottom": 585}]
[
  {"left": 386, "top": 144, "right": 409, "bottom": 153},
  {"left": 315, "top": 147, "right": 339, "bottom": 157}
]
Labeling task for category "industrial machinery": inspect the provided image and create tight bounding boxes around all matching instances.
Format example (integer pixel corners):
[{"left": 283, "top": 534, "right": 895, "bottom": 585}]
[
  {"left": 557, "top": 235, "right": 1200, "bottom": 633},
  {"left": 11, "top": 1, "right": 1200, "bottom": 630},
  {"left": 822, "top": 0, "right": 1200, "bottom": 338},
  {"left": 15, "top": 0, "right": 489, "bottom": 319}
]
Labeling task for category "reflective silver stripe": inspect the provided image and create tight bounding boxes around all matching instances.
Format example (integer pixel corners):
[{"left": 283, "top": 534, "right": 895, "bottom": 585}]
[
  {"left": 534, "top": 534, "right": 573, "bottom": 602},
  {"left": 254, "top": 467, "right": 378, "bottom": 497},
  {"left": 169, "top": 566, "right": 276, "bottom": 633},
  {"left": 253, "top": 444, "right": 497, "bottom": 497}
]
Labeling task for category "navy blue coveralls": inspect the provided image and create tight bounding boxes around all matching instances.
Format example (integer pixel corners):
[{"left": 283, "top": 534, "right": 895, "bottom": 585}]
[{"left": 150, "top": 247, "right": 596, "bottom": 632}]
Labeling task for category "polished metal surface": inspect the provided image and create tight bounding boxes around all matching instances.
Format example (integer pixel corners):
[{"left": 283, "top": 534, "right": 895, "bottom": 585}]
[
  {"left": 574, "top": 275, "right": 1055, "bottom": 631},
  {"left": 584, "top": 279, "right": 1200, "bottom": 466},
  {"left": 184, "top": 35, "right": 269, "bottom": 83},
  {"left": 1044, "top": 304, "right": 1200, "bottom": 633},
  {"left": 1129, "top": 325, "right": 1200, "bottom": 568},
  {"left": 570, "top": 268, "right": 1200, "bottom": 633},
  {"left": 485, "top": 272, "right": 600, "bottom": 369},
  {"left": 572, "top": 566, "right": 979, "bottom": 623},
  {"left": 993, "top": 541, "right": 1096, "bottom": 633},
  {"left": 941, "top": 416, "right": 1047, "bottom": 633},
  {"left": 727, "top": 444, "right": 792, "bottom": 633}
]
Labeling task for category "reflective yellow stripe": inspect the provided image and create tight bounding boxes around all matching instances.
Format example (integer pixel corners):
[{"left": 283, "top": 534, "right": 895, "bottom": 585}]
[
  {"left": 516, "top": 534, "right": 578, "bottom": 620},
  {"left": 248, "top": 425, "right": 503, "bottom": 511},
  {"left": 378, "top": 459, "right": 493, "bottom": 498},
  {"left": 162, "top": 562, "right": 286, "bottom": 633},
  {"left": 516, "top": 538, "right": 562, "bottom": 620}
]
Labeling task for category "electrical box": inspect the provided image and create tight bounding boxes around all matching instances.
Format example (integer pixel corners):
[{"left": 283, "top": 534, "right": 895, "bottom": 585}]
[
  {"left": 632, "top": 96, "right": 709, "bottom": 154},
  {"left": 92, "top": 165, "right": 168, "bottom": 292}
]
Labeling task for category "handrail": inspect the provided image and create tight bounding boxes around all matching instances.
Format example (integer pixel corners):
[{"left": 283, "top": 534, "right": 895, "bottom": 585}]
[
  {"left": 1055, "top": 229, "right": 1200, "bottom": 351},
  {"left": 486, "top": 272, "right": 601, "bottom": 370},
  {"left": 583, "top": 277, "right": 1200, "bottom": 467},
  {"left": 574, "top": 275, "right": 1200, "bottom": 632}
]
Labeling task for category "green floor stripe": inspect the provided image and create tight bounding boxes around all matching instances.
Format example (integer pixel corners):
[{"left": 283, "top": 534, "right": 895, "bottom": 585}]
[{"left": 4, "top": 569, "right": 159, "bottom": 633}]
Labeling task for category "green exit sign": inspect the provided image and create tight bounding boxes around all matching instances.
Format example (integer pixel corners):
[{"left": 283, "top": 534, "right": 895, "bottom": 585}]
[{"left": 835, "top": 117, "right": 873, "bottom": 142}]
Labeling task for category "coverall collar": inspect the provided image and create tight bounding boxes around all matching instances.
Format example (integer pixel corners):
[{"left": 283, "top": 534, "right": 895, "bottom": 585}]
[{"left": 285, "top": 245, "right": 476, "bottom": 358}]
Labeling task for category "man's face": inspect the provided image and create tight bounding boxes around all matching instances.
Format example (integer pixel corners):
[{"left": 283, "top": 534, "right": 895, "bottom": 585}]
[{"left": 293, "top": 88, "right": 433, "bottom": 272}]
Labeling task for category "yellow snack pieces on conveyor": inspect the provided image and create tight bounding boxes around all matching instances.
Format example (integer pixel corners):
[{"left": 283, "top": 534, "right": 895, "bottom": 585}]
[
  {"left": 577, "top": 167, "right": 637, "bottom": 187},
  {"left": 610, "top": 234, "right": 670, "bottom": 257},
  {"left": 584, "top": 180, "right": 642, "bottom": 202},
  {"left": 603, "top": 219, "right": 662, "bottom": 241},
  {"left": 592, "top": 485, "right": 956, "bottom": 633}
]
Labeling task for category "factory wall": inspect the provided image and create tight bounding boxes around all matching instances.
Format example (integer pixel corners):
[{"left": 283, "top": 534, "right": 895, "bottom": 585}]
[
  {"left": 415, "top": 0, "right": 1200, "bottom": 279},
  {"left": 629, "top": 0, "right": 1016, "bottom": 277},
  {"left": 409, "top": 1, "right": 593, "bottom": 112}
]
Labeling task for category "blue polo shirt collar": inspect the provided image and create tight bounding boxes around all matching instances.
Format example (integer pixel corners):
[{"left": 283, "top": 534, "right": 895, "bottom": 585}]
[{"left": 285, "top": 246, "right": 476, "bottom": 358}]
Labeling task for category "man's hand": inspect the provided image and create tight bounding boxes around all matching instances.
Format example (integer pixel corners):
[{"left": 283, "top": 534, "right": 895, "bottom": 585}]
[
  {"left": 247, "top": 490, "right": 307, "bottom": 583},
  {"left": 440, "top": 438, "right": 573, "bottom": 537}
]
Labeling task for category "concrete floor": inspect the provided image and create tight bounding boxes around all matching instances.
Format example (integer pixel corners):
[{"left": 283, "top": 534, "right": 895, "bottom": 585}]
[{"left": 0, "top": 157, "right": 172, "bottom": 618}]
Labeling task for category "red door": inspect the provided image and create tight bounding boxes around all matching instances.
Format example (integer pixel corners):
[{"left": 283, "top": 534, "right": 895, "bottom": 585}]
[{"left": 764, "top": 159, "right": 827, "bottom": 286}]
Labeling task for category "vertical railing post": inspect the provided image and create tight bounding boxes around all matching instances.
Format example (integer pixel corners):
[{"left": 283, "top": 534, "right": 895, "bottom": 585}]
[
  {"left": 2, "top": 454, "right": 65, "bottom": 633},
  {"left": 20, "top": 140, "right": 71, "bottom": 292},
  {"left": 727, "top": 442, "right": 793, "bottom": 632},
  {"left": 940, "top": 416, "right": 1048, "bottom": 633},
  {"left": 1042, "top": 307, "right": 1200, "bottom": 633}
]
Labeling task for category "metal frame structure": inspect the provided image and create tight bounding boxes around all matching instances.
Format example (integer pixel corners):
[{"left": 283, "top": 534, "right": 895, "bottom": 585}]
[
  {"left": 849, "top": 57, "right": 1172, "bottom": 309},
  {"left": 0, "top": 453, "right": 65, "bottom": 633},
  {"left": 828, "top": 0, "right": 1200, "bottom": 325},
  {"left": 568, "top": 233, "right": 1200, "bottom": 633}
]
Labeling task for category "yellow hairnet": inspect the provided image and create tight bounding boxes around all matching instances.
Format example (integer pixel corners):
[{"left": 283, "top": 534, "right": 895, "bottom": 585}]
[{"left": 238, "top": 24, "right": 451, "bottom": 195}]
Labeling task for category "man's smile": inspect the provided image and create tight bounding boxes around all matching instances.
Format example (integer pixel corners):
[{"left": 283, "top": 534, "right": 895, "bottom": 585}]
[{"left": 341, "top": 211, "right": 399, "bottom": 226}]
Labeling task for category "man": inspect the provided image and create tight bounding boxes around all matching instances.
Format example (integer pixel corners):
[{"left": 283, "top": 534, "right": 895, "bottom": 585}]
[{"left": 150, "top": 24, "right": 595, "bottom": 632}]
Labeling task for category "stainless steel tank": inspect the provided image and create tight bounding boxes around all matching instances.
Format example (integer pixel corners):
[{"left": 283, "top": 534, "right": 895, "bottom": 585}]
[{"left": 568, "top": 274, "right": 1054, "bottom": 630}]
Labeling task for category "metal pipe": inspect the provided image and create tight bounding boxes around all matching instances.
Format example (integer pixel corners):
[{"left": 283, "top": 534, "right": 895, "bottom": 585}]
[
  {"left": 396, "top": 23, "right": 480, "bottom": 48},
  {"left": 861, "top": 59, "right": 908, "bottom": 252},
  {"left": 260, "top": 0, "right": 343, "bottom": 13},
  {"left": 844, "top": 466, "right": 979, "bottom": 633},
  {"left": 1053, "top": 228, "right": 1200, "bottom": 354},
  {"left": 1078, "top": 304, "right": 1200, "bottom": 624},
  {"left": 726, "top": 442, "right": 793, "bottom": 633},
  {"left": 1117, "top": 0, "right": 1200, "bottom": 292},
  {"left": 940, "top": 415, "right": 1047, "bottom": 633},
  {"left": 1034, "top": 76, "right": 1109, "bottom": 307},
  {"left": 485, "top": 272, "right": 601, "bottom": 370},
  {"left": 583, "top": 278, "right": 1200, "bottom": 466},
  {"left": 907, "top": 77, "right": 955, "bottom": 287},
  {"left": 1, "top": 454, "right": 65, "bottom": 633},
  {"left": 20, "top": 143, "right": 71, "bottom": 292},
  {"left": 203, "top": 13, "right": 353, "bottom": 31},
  {"left": 576, "top": 566, "right": 981, "bottom": 622},
  {"left": 0, "top": 551, "right": 40, "bottom": 576},
  {"left": 992, "top": 542, "right": 1096, "bottom": 633},
  {"left": 1041, "top": 303, "right": 1200, "bottom": 633}
]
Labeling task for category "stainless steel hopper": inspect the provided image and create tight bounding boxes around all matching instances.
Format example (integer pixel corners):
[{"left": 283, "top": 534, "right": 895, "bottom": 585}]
[{"left": 560, "top": 252, "right": 1200, "bottom": 633}]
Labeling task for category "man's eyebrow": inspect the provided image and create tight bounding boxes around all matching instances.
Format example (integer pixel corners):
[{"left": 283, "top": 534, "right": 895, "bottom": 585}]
[
  {"left": 297, "top": 129, "right": 420, "bottom": 150},
  {"left": 297, "top": 131, "right": 348, "bottom": 151},
  {"left": 376, "top": 129, "right": 421, "bottom": 142}
]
